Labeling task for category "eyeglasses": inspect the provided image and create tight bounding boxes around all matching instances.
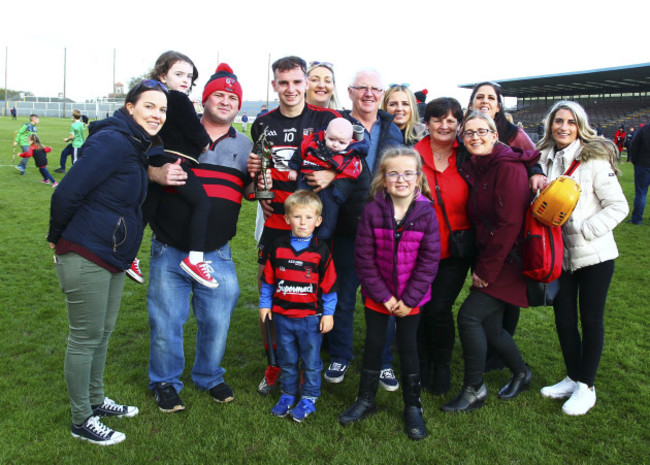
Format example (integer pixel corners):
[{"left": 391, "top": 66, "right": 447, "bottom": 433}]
[
  {"left": 350, "top": 85, "right": 383, "bottom": 95},
  {"left": 385, "top": 171, "right": 419, "bottom": 182},
  {"left": 136, "top": 79, "right": 169, "bottom": 94},
  {"left": 389, "top": 83, "right": 410, "bottom": 88},
  {"left": 461, "top": 128, "right": 494, "bottom": 138}
]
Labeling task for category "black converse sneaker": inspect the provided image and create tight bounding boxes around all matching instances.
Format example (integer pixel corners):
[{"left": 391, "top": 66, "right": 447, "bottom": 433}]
[
  {"left": 71, "top": 416, "right": 126, "bottom": 446},
  {"left": 92, "top": 397, "right": 139, "bottom": 418}
]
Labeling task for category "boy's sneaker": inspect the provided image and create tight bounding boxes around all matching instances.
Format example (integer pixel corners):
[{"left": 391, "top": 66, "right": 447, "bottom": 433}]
[
  {"left": 324, "top": 362, "right": 348, "bottom": 384},
  {"left": 15, "top": 165, "right": 25, "bottom": 174},
  {"left": 92, "top": 397, "right": 139, "bottom": 418},
  {"left": 209, "top": 382, "right": 234, "bottom": 403},
  {"left": 154, "top": 383, "right": 185, "bottom": 413},
  {"left": 70, "top": 416, "right": 125, "bottom": 446},
  {"left": 54, "top": 168, "right": 66, "bottom": 173},
  {"left": 180, "top": 257, "right": 219, "bottom": 289},
  {"left": 540, "top": 376, "right": 577, "bottom": 399},
  {"left": 562, "top": 382, "right": 596, "bottom": 416},
  {"left": 126, "top": 258, "right": 145, "bottom": 284},
  {"left": 271, "top": 394, "right": 295, "bottom": 417},
  {"left": 379, "top": 368, "right": 399, "bottom": 391},
  {"left": 258, "top": 365, "right": 281, "bottom": 395},
  {"left": 52, "top": 182, "right": 59, "bottom": 188},
  {"left": 41, "top": 179, "right": 51, "bottom": 184},
  {"left": 289, "top": 398, "right": 316, "bottom": 423}
]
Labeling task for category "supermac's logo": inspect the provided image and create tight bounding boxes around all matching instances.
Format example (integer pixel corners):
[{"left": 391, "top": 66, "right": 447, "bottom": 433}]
[{"left": 277, "top": 280, "right": 313, "bottom": 295}]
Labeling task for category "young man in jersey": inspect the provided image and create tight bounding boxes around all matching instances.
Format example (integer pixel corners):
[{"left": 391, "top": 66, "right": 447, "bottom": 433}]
[
  {"left": 247, "top": 56, "right": 340, "bottom": 396},
  {"left": 259, "top": 190, "right": 337, "bottom": 422}
]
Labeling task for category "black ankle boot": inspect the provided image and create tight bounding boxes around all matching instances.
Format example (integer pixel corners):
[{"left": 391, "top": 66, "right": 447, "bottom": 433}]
[
  {"left": 402, "top": 374, "right": 427, "bottom": 440},
  {"left": 498, "top": 364, "right": 532, "bottom": 400},
  {"left": 339, "top": 369, "right": 379, "bottom": 426},
  {"left": 431, "top": 364, "right": 451, "bottom": 395},
  {"left": 441, "top": 383, "right": 487, "bottom": 412}
]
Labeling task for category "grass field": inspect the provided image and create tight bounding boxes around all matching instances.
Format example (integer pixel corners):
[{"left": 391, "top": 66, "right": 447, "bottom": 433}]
[{"left": 1, "top": 116, "right": 649, "bottom": 464}]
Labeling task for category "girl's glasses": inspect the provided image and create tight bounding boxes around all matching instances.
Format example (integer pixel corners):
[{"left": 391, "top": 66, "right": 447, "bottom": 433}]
[
  {"left": 385, "top": 171, "right": 419, "bottom": 182},
  {"left": 461, "top": 128, "right": 494, "bottom": 139}
]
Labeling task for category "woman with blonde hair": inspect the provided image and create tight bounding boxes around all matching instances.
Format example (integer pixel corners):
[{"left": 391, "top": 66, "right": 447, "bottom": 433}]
[
  {"left": 306, "top": 61, "right": 341, "bottom": 109},
  {"left": 537, "top": 100, "right": 628, "bottom": 415},
  {"left": 381, "top": 85, "right": 427, "bottom": 146}
]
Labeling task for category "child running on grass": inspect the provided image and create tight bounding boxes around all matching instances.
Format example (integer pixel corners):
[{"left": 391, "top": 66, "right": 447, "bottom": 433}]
[
  {"left": 13, "top": 113, "right": 39, "bottom": 174},
  {"left": 19, "top": 135, "right": 58, "bottom": 187},
  {"left": 259, "top": 190, "right": 337, "bottom": 422},
  {"left": 338, "top": 147, "right": 440, "bottom": 440},
  {"left": 129, "top": 50, "right": 216, "bottom": 287}
]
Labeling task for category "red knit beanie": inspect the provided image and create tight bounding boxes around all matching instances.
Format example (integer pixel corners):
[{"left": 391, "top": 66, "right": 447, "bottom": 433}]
[{"left": 202, "top": 63, "right": 242, "bottom": 108}]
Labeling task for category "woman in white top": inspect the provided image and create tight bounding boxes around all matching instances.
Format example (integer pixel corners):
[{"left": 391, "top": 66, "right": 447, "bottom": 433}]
[{"left": 536, "top": 100, "right": 628, "bottom": 416}]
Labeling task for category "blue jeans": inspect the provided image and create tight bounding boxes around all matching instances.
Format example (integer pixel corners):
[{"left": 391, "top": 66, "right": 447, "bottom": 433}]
[
  {"left": 274, "top": 313, "right": 323, "bottom": 399},
  {"left": 326, "top": 234, "right": 395, "bottom": 368},
  {"left": 147, "top": 238, "right": 239, "bottom": 392},
  {"left": 18, "top": 145, "right": 29, "bottom": 170},
  {"left": 631, "top": 165, "right": 650, "bottom": 224}
]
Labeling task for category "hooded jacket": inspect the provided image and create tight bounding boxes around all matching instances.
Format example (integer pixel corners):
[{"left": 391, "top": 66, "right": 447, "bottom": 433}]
[
  {"left": 459, "top": 143, "right": 540, "bottom": 307},
  {"left": 539, "top": 139, "right": 628, "bottom": 271},
  {"left": 48, "top": 108, "right": 159, "bottom": 270},
  {"left": 354, "top": 191, "right": 441, "bottom": 313}
]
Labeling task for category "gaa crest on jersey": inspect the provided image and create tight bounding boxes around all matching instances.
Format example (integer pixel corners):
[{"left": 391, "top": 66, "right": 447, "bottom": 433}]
[{"left": 305, "top": 267, "right": 312, "bottom": 279}]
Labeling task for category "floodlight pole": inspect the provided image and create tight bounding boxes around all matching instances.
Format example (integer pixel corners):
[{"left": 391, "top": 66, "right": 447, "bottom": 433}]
[
  {"left": 4, "top": 46, "right": 7, "bottom": 116},
  {"left": 266, "top": 53, "right": 270, "bottom": 107},
  {"left": 63, "top": 47, "right": 67, "bottom": 118}
]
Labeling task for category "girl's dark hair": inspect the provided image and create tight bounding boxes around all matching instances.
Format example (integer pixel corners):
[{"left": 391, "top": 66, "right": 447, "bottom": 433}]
[
  {"left": 149, "top": 50, "right": 199, "bottom": 88},
  {"left": 124, "top": 80, "right": 168, "bottom": 108},
  {"left": 424, "top": 97, "right": 464, "bottom": 124},
  {"left": 467, "top": 82, "right": 518, "bottom": 145}
]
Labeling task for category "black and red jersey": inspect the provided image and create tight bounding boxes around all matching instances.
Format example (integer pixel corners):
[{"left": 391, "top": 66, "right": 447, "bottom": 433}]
[
  {"left": 261, "top": 235, "right": 337, "bottom": 318},
  {"left": 290, "top": 131, "right": 366, "bottom": 180},
  {"left": 251, "top": 104, "right": 340, "bottom": 231}
]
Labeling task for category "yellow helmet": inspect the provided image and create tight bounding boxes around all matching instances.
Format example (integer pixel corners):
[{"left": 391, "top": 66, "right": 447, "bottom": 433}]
[{"left": 532, "top": 176, "right": 581, "bottom": 227}]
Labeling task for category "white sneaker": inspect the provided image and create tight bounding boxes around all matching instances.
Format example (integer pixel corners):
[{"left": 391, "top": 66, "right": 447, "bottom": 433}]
[
  {"left": 540, "top": 376, "right": 577, "bottom": 399},
  {"left": 562, "top": 382, "right": 596, "bottom": 416}
]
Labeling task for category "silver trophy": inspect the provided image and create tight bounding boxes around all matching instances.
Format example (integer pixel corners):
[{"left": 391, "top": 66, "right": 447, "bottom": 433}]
[{"left": 254, "top": 130, "right": 275, "bottom": 200}]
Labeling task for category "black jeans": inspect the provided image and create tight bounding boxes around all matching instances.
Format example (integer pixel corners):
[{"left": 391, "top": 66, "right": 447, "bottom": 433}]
[
  {"left": 553, "top": 260, "right": 614, "bottom": 387},
  {"left": 362, "top": 308, "right": 420, "bottom": 376},
  {"left": 458, "top": 291, "right": 526, "bottom": 386},
  {"left": 417, "top": 257, "right": 471, "bottom": 366}
]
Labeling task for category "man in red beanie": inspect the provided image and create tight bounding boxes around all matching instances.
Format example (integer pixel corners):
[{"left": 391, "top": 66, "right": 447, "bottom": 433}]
[
  {"left": 147, "top": 63, "right": 256, "bottom": 413},
  {"left": 247, "top": 55, "right": 340, "bottom": 396}
]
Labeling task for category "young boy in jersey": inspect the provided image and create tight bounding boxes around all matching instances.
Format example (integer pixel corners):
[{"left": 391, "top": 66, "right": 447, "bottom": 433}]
[
  {"left": 64, "top": 110, "right": 86, "bottom": 165},
  {"left": 288, "top": 117, "right": 367, "bottom": 240},
  {"left": 14, "top": 114, "right": 39, "bottom": 174},
  {"left": 259, "top": 191, "right": 337, "bottom": 422}
]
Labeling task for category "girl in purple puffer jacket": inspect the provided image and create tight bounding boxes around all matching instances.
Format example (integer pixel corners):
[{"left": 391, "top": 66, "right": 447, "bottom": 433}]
[{"left": 338, "top": 147, "right": 440, "bottom": 440}]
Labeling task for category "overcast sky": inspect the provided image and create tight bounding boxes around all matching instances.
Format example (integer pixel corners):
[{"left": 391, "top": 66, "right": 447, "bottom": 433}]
[{"left": 3, "top": 0, "right": 648, "bottom": 109}]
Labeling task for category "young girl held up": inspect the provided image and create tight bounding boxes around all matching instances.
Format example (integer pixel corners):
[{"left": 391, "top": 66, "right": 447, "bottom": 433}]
[
  {"left": 131, "top": 51, "right": 216, "bottom": 287},
  {"left": 338, "top": 147, "right": 441, "bottom": 440},
  {"left": 20, "top": 134, "right": 58, "bottom": 187}
]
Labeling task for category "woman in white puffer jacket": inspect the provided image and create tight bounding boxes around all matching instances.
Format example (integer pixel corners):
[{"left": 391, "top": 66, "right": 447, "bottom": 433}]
[{"left": 536, "top": 100, "right": 628, "bottom": 416}]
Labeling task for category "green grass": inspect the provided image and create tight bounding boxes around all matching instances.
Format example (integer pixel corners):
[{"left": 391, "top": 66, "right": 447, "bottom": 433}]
[{"left": 0, "top": 116, "right": 649, "bottom": 464}]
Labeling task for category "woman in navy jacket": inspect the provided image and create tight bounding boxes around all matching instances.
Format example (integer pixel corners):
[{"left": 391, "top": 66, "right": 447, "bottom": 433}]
[{"left": 47, "top": 80, "right": 167, "bottom": 446}]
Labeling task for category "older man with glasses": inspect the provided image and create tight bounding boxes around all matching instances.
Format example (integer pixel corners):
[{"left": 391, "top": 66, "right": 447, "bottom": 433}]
[{"left": 321, "top": 69, "right": 403, "bottom": 391}]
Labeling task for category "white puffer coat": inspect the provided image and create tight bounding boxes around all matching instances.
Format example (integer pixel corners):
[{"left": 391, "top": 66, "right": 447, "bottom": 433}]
[{"left": 539, "top": 139, "right": 629, "bottom": 272}]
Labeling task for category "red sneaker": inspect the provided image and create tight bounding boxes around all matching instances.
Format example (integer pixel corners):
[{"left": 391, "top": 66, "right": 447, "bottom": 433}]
[
  {"left": 180, "top": 257, "right": 219, "bottom": 289},
  {"left": 126, "top": 258, "right": 145, "bottom": 284}
]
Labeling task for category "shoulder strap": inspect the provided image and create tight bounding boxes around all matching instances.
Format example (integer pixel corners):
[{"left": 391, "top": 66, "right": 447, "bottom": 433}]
[
  {"left": 564, "top": 159, "right": 580, "bottom": 176},
  {"left": 432, "top": 171, "right": 453, "bottom": 232}
]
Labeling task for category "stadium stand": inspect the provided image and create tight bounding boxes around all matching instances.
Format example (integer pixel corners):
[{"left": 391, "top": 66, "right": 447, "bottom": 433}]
[{"left": 460, "top": 63, "right": 650, "bottom": 141}]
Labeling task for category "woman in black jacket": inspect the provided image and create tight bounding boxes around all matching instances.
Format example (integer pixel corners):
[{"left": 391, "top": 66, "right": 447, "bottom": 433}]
[{"left": 47, "top": 80, "right": 168, "bottom": 446}]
